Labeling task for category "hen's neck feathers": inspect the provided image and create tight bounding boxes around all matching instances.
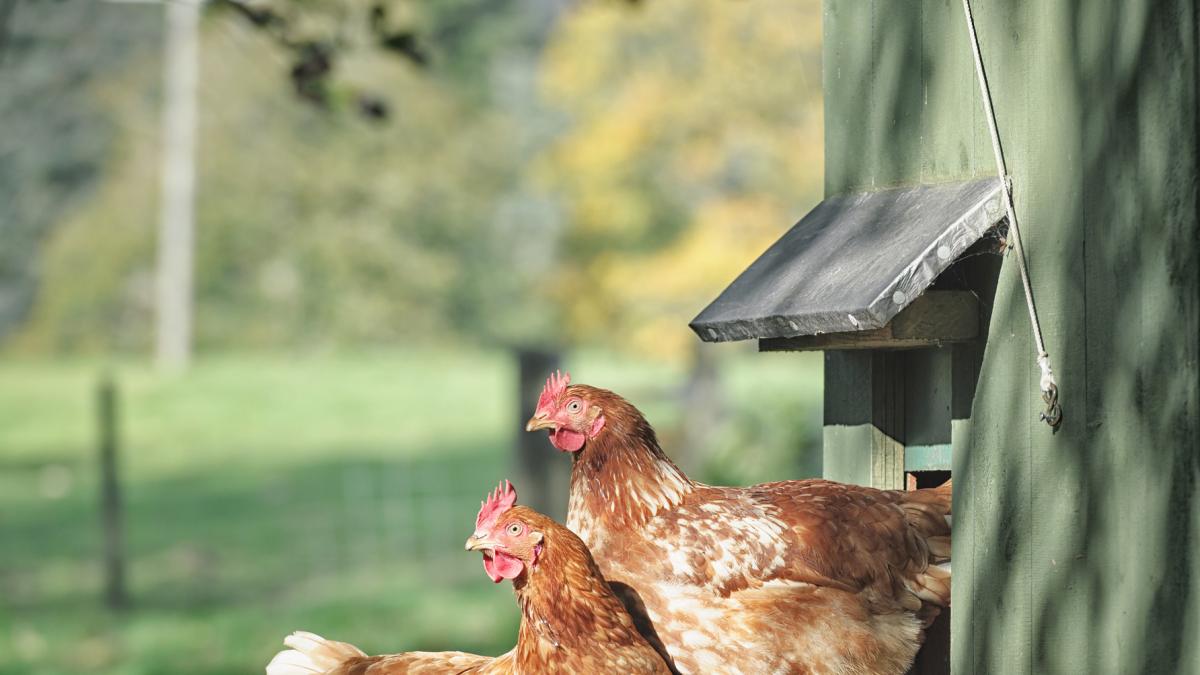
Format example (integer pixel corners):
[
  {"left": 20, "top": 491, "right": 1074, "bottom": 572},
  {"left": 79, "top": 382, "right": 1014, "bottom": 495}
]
[
  {"left": 566, "top": 386, "right": 694, "bottom": 536},
  {"left": 512, "top": 516, "right": 644, "bottom": 667}
]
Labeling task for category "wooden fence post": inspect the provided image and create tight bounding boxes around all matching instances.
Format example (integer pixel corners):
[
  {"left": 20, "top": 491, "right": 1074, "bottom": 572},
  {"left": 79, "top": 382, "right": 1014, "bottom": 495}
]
[
  {"left": 97, "top": 374, "right": 128, "bottom": 610},
  {"left": 514, "top": 348, "right": 569, "bottom": 522}
]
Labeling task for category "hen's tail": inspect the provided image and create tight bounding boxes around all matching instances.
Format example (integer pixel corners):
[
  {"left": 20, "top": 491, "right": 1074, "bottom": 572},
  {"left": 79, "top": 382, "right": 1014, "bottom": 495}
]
[{"left": 266, "top": 631, "right": 366, "bottom": 675}]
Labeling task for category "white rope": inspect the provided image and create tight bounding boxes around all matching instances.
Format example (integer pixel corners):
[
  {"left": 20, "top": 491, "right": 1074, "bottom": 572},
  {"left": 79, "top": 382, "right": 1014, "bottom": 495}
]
[{"left": 960, "top": 0, "right": 1062, "bottom": 428}]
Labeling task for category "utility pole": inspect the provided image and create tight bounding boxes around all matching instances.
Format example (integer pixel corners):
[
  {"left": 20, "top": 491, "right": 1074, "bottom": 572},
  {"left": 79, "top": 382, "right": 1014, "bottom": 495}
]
[{"left": 156, "top": 0, "right": 200, "bottom": 371}]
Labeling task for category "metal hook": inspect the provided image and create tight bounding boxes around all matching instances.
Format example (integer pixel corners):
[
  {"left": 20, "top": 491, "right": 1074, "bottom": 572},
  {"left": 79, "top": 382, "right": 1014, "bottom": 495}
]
[{"left": 1040, "top": 383, "right": 1063, "bottom": 430}]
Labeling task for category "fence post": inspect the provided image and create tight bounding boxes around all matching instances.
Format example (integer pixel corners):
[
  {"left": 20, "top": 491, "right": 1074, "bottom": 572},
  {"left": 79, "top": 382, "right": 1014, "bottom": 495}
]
[
  {"left": 97, "top": 374, "right": 128, "bottom": 610},
  {"left": 514, "top": 348, "right": 568, "bottom": 522}
]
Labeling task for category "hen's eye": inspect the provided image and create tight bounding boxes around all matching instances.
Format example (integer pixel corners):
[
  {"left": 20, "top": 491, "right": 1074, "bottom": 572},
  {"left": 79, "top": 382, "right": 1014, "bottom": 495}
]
[
  {"left": 507, "top": 523, "right": 522, "bottom": 535},
  {"left": 567, "top": 400, "right": 582, "bottom": 413}
]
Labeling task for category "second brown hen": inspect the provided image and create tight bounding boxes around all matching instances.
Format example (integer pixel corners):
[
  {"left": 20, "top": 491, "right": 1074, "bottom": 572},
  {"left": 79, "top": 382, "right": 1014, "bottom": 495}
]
[{"left": 266, "top": 481, "right": 671, "bottom": 675}]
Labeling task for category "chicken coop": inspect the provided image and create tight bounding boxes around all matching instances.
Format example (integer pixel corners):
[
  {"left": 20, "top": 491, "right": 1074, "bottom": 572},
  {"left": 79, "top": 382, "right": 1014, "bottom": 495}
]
[{"left": 693, "top": 1, "right": 1199, "bottom": 673}]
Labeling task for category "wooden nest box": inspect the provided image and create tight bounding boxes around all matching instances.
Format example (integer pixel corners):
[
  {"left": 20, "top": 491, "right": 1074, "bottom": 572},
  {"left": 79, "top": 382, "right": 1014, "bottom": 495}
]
[{"left": 691, "top": 178, "right": 1008, "bottom": 490}]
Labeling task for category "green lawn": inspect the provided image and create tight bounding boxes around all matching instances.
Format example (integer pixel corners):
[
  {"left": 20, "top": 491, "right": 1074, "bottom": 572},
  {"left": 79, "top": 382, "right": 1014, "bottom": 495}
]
[{"left": 0, "top": 348, "right": 821, "bottom": 674}]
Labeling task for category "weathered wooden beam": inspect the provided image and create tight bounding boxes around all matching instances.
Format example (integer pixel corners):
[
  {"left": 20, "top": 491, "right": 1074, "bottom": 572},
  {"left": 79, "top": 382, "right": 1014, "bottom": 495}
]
[{"left": 758, "top": 290, "right": 979, "bottom": 352}]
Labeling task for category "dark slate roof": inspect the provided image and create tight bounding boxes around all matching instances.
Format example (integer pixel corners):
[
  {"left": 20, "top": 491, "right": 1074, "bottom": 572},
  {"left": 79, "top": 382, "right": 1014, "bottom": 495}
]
[{"left": 690, "top": 179, "right": 1005, "bottom": 342}]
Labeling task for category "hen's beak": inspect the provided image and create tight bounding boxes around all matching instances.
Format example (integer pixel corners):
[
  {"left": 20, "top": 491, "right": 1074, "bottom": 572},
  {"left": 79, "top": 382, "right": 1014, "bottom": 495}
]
[
  {"left": 465, "top": 535, "right": 495, "bottom": 552},
  {"left": 525, "top": 414, "right": 556, "bottom": 433}
]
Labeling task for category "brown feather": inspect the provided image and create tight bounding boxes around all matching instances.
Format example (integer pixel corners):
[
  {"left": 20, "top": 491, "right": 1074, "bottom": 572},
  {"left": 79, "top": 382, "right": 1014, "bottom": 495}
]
[
  {"left": 556, "top": 384, "right": 954, "bottom": 675},
  {"left": 267, "top": 507, "right": 671, "bottom": 675}
]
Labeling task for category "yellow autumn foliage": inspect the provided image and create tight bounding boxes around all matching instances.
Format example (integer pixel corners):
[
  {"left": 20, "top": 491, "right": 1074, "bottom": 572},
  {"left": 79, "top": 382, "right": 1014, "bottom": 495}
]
[{"left": 539, "top": 0, "right": 824, "bottom": 359}]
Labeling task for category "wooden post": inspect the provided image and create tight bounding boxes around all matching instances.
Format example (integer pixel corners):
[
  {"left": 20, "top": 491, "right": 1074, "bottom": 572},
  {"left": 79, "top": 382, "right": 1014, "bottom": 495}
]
[
  {"left": 97, "top": 374, "right": 128, "bottom": 610},
  {"left": 678, "top": 340, "right": 721, "bottom": 473},
  {"left": 514, "top": 348, "right": 569, "bottom": 522},
  {"left": 822, "top": 351, "right": 906, "bottom": 489}
]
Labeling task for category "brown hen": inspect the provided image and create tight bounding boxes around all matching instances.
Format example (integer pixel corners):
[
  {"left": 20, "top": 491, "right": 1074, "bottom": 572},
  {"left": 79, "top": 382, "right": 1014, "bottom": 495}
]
[
  {"left": 526, "top": 373, "right": 952, "bottom": 675},
  {"left": 266, "top": 481, "right": 671, "bottom": 675}
]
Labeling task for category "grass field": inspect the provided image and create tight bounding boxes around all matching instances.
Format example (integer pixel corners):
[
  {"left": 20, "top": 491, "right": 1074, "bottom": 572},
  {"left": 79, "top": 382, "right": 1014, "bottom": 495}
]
[{"left": 0, "top": 348, "right": 821, "bottom": 674}]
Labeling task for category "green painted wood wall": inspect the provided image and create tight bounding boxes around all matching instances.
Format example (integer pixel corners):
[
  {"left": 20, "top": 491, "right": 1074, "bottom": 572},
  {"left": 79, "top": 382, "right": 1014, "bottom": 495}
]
[{"left": 820, "top": 0, "right": 1199, "bottom": 672}]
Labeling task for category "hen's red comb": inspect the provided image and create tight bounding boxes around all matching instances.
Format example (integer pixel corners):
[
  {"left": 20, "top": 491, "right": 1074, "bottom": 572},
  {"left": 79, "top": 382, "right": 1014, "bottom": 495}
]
[
  {"left": 536, "top": 370, "right": 570, "bottom": 412},
  {"left": 475, "top": 480, "right": 518, "bottom": 531}
]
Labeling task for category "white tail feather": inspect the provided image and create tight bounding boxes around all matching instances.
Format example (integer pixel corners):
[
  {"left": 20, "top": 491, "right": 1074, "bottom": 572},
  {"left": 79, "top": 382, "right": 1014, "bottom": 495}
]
[{"left": 266, "top": 631, "right": 366, "bottom": 675}]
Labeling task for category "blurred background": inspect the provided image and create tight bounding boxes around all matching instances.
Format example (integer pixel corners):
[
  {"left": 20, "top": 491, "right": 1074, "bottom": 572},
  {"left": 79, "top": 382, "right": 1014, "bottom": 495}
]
[{"left": 0, "top": 0, "right": 824, "bottom": 672}]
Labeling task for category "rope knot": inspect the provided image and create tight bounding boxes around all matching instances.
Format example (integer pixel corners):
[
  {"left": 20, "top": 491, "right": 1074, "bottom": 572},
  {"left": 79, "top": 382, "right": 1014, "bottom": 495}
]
[{"left": 1037, "top": 353, "right": 1062, "bottom": 429}]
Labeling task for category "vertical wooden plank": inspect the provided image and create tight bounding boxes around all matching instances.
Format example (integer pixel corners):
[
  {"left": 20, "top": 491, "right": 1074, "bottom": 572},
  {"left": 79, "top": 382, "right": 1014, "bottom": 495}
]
[
  {"left": 823, "top": 0, "right": 875, "bottom": 196},
  {"left": 871, "top": 0, "right": 925, "bottom": 187},
  {"left": 823, "top": 351, "right": 905, "bottom": 490},
  {"left": 823, "top": 351, "right": 877, "bottom": 487},
  {"left": 955, "top": 285, "right": 1033, "bottom": 675},
  {"left": 1021, "top": 0, "right": 1090, "bottom": 670},
  {"left": 870, "top": 352, "right": 906, "bottom": 489},
  {"left": 1128, "top": 4, "right": 1199, "bottom": 669},
  {"left": 905, "top": 348, "right": 952, "bottom": 449},
  {"left": 921, "top": 0, "right": 980, "bottom": 182},
  {"left": 954, "top": 1, "right": 1038, "bottom": 670},
  {"left": 1150, "top": 5, "right": 1200, "bottom": 671},
  {"left": 1074, "top": 0, "right": 1137, "bottom": 661},
  {"left": 1074, "top": 1, "right": 1200, "bottom": 672},
  {"left": 943, "top": 178, "right": 1000, "bottom": 675}
]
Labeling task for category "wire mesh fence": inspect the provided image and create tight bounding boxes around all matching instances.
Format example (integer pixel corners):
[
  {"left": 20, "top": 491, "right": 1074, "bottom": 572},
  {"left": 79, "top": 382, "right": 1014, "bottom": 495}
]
[{"left": 1, "top": 451, "right": 510, "bottom": 614}]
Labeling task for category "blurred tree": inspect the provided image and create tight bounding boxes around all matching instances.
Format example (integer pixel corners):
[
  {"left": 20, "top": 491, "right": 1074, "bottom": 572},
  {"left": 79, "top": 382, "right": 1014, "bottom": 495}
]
[
  {"left": 539, "top": 0, "right": 824, "bottom": 359},
  {"left": 0, "top": 2, "right": 160, "bottom": 344},
  {"left": 209, "top": 0, "right": 574, "bottom": 116},
  {"left": 5, "top": 0, "right": 824, "bottom": 363},
  {"left": 533, "top": 0, "right": 824, "bottom": 473},
  {"left": 9, "top": 0, "right": 568, "bottom": 352},
  {"left": 210, "top": 0, "right": 429, "bottom": 115}
]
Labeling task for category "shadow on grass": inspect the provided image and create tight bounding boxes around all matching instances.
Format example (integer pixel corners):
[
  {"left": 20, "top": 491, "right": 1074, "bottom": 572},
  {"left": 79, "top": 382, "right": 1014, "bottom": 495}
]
[{"left": 0, "top": 443, "right": 525, "bottom": 674}]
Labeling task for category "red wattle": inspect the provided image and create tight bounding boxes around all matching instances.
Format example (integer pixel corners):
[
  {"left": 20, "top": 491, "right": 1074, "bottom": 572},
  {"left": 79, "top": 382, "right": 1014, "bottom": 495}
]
[
  {"left": 549, "top": 428, "right": 585, "bottom": 452},
  {"left": 549, "top": 428, "right": 586, "bottom": 453},
  {"left": 482, "top": 550, "right": 524, "bottom": 583}
]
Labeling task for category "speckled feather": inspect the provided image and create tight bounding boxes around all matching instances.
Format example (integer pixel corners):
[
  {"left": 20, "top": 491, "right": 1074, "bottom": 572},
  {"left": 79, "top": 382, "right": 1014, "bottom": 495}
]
[{"left": 557, "top": 384, "right": 953, "bottom": 675}]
